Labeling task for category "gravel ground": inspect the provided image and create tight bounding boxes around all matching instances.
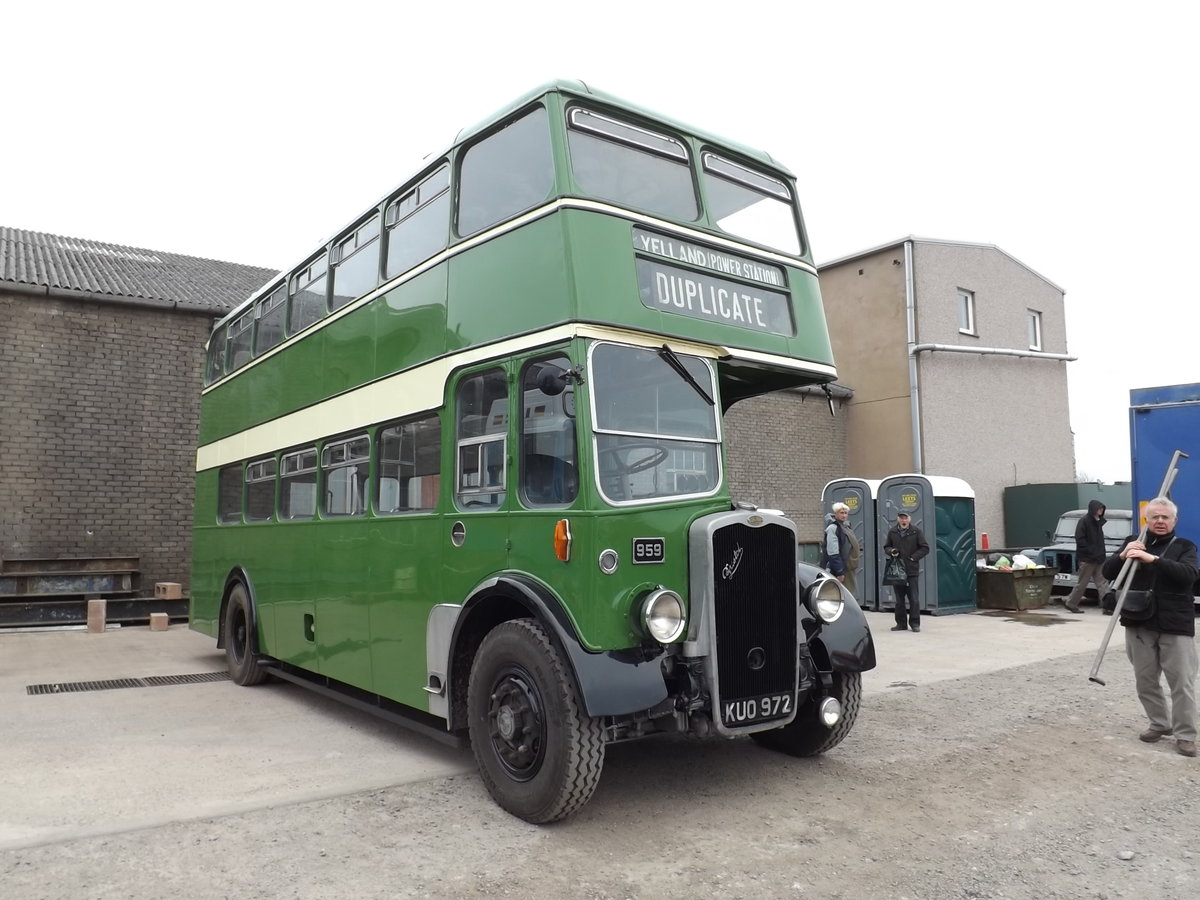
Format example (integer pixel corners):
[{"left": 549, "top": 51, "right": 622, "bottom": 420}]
[{"left": 4, "top": 648, "right": 1198, "bottom": 900}]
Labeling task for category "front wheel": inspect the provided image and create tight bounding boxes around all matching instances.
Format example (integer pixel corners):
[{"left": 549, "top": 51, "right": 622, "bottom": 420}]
[
  {"left": 223, "top": 583, "right": 267, "bottom": 686},
  {"left": 751, "top": 671, "right": 862, "bottom": 757},
  {"left": 467, "top": 619, "right": 604, "bottom": 823}
]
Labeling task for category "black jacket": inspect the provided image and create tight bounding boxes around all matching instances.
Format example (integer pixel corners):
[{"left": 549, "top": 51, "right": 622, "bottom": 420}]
[
  {"left": 884, "top": 523, "right": 930, "bottom": 578},
  {"left": 1074, "top": 500, "right": 1107, "bottom": 564},
  {"left": 1101, "top": 530, "right": 1199, "bottom": 636}
]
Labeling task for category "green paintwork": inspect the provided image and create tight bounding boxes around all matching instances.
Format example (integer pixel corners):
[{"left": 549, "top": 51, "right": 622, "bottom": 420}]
[{"left": 191, "top": 83, "right": 837, "bottom": 716}]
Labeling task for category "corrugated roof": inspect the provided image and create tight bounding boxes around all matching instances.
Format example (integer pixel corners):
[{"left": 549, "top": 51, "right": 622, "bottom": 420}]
[{"left": 0, "top": 226, "right": 279, "bottom": 314}]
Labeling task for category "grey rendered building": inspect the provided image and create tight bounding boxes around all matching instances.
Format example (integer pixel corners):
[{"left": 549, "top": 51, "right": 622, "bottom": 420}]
[{"left": 818, "top": 236, "right": 1077, "bottom": 547}]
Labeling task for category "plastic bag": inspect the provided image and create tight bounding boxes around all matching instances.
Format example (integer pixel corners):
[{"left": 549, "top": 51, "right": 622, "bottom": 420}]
[{"left": 882, "top": 556, "right": 907, "bottom": 586}]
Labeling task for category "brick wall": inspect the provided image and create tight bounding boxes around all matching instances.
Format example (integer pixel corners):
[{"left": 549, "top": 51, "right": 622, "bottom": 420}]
[
  {"left": 0, "top": 291, "right": 212, "bottom": 592},
  {"left": 725, "top": 388, "right": 849, "bottom": 544}
]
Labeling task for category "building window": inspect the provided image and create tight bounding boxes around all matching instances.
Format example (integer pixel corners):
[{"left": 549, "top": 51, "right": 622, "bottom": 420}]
[
  {"left": 1028, "top": 309, "right": 1043, "bottom": 350},
  {"left": 957, "top": 289, "right": 976, "bottom": 335}
]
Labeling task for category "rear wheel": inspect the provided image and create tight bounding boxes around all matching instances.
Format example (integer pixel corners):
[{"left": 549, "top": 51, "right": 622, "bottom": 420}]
[
  {"left": 467, "top": 619, "right": 604, "bottom": 823},
  {"left": 223, "top": 583, "right": 267, "bottom": 686},
  {"left": 751, "top": 671, "right": 862, "bottom": 757}
]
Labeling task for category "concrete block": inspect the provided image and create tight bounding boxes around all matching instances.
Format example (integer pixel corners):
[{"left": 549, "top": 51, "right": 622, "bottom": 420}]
[
  {"left": 155, "top": 582, "right": 182, "bottom": 600},
  {"left": 86, "top": 598, "right": 107, "bottom": 633},
  {"left": 149, "top": 612, "right": 170, "bottom": 632}
]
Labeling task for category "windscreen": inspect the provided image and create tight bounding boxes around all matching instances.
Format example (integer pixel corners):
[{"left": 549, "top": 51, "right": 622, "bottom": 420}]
[{"left": 589, "top": 342, "right": 720, "bottom": 504}]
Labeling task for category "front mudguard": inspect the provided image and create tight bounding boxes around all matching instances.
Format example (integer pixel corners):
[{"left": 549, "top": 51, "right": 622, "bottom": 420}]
[{"left": 798, "top": 563, "right": 877, "bottom": 674}]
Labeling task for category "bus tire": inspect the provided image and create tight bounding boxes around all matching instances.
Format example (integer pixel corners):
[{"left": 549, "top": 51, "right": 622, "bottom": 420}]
[
  {"left": 223, "top": 583, "right": 267, "bottom": 687},
  {"left": 751, "top": 671, "right": 862, "bottom": 757},
  {"left": 467, "top": 618, "right": 604, "bottom": 823}
]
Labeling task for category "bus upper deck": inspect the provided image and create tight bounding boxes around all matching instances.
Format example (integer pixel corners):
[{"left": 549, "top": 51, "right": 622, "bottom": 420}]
[{"left": 198, "top": 80, "right": 834, "bottom": 449}]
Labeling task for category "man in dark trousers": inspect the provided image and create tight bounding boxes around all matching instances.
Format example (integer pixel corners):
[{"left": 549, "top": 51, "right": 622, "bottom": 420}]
[
  {"left": 1064, "top": 499, "right": 1110, "bottom": 613},
  {"left": 1101, "top": 496, "right": 1199, "bottom": 757},
  {"left": 884, "top": 511, "right": 931, "bottom": 632}
]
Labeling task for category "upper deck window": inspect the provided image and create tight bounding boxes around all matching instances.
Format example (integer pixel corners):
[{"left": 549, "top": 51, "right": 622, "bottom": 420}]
[
  {"left": 701, "top": 153, "right": 801, "bottom": 256},
  {"left": 458, "top": 107, "right": 553, "bottom": 237},
  {"left": 254, "top": 285, "right": 287, "bottom": 356},
  {"left": 330, "top": 215, "right": 381, "bottom": 310},
  {"left": 206, "top": 325, "right": 228, "bottom": 385},
  {"left": 567, "top": 107, "right": 698, "bottom": 221},
  {"left": 385, "top": 165, "right": 450, "bottom": 279},
  {"left": 227, "top": 309, "right": 255, "bottom": 372},
  {"left": 289, "top": 255, "right": 329, "bottom": 335}
]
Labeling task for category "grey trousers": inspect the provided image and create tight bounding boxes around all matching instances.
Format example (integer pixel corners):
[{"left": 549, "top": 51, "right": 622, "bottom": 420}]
[
  {"left": 1124, "top": 627, "right": 1198, "bottom": 742},
  {"left": 1066, "top": 561, "right": 1110, "bottom": 606}
]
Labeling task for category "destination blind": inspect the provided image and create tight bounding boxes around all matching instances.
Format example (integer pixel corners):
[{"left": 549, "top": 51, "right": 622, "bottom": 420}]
[{"left": 632, "top": 228, "right": 793, "bottom": 336}]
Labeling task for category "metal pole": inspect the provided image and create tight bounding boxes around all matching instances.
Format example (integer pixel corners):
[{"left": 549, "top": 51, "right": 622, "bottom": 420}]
[{"left": 1088, "top": 449, "right": 1187, "bottom": 685}]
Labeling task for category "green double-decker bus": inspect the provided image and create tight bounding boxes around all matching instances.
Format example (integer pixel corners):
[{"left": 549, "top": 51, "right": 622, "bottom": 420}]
[{"left": 191, "top": 80, "right": 876, "bottom": 823}]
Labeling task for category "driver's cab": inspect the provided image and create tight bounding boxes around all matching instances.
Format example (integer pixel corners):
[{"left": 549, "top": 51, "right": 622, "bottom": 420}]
[{"left": 452, "top": 341, "right": 722, "bottom": 513}]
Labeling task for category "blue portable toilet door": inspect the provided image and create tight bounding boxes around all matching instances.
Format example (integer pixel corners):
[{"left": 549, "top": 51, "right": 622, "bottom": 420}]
[
  {"left": 877, "top": 475, "right": 935, "bottom": 613},
  {"left": 821, "top": 478, "right": 879, "bottom": 608}
]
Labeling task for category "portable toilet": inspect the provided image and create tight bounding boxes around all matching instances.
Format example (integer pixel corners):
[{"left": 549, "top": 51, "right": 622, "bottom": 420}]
[
  {"left": 820, "top": 478, "right": 881, "bottom": 608},
  {"left": 876, "top": 474, "right": 977, "bottom": 615}
]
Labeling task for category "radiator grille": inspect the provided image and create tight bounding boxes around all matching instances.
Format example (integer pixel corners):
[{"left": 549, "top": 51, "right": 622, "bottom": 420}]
[{"left": 711, "top": 521, "right": 797, "bottom": 720}]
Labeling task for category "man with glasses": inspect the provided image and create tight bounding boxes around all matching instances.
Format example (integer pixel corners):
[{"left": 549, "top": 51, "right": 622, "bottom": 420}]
[{"left": 1102, "top": 497, "right": 1200, "bottom": 757}]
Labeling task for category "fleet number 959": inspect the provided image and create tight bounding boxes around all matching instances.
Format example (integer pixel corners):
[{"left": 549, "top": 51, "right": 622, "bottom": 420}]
[{"left": 632, "top": 537, "right": 665, "bottom": 564}]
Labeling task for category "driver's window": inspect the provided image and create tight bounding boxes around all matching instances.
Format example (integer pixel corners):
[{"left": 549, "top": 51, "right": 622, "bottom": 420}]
[
  {"left": 455, "top": 368, "right": 508, "bottom": 508},
  {"left": 519, "top": 355, "right": 578, "bottom": 507}
]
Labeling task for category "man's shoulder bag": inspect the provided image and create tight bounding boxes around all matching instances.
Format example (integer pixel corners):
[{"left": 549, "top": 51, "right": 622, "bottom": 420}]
[
  {"left": 1120, "top": 589, "right": 1156, "bottom": 622},
  {"left": 1121, "top": 537, "right": 1176, "bottom": 622}
]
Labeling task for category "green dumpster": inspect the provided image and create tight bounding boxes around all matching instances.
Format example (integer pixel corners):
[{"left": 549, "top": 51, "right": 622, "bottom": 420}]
[{"left": 976, "top": 569, "right": 1056, "bottom": 610}]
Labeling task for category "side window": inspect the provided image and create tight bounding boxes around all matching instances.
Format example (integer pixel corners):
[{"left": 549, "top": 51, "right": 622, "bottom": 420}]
[
  {"left": 254, "top": 285, "right": 287, "bottom": 356},
  {"left": 458, "top": 106, "right": 553, "bottom": 237},
  {"left": 322, "top": 435, "right": 370, "bottom": 516},
  {"left": 280, "top": 447, "right": 318, "bottom": 520},
  {"left": 330, "top": 215, "right": 381, "bottom": 310},
  {"left": 227, "top": 309, "right": 255, "bottom": 372},
  {"left": 520, "top": 355, "right": 578, "bottom": 507},
  {"left": 385, "top": 165, "right": 450, "bottom": 280},
  {"left": 455, "top": 368, "right": 508, "bottom": 508},
  {"left": 245, "top": 457, "right": 277, "bottom": 522},
  {"left": 377, "top": 415, "right": 442, "bottom": 513},
  {"left": 206, "top": 324, "right": 228, "bottom": 385},
  {"left": 218, "top": 464, "right": 243, "bottom": 523},
  {"left": 289, "top": 255, "right": 329, "bottom": 335}
]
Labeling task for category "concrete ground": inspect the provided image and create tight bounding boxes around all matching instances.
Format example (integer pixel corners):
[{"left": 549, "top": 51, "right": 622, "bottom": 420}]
[{"left": 0, "top": 604, "right": 1119, "bottom": 852}]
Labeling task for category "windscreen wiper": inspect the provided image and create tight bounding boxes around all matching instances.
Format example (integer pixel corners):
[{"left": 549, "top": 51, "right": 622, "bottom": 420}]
[{"left": 657, "top": 344, "right": 714, "bottom": 406}]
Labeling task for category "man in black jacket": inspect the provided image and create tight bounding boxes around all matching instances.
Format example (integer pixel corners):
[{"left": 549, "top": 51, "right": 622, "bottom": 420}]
[
  {"left": 884, "top": 511, "right": 930, "bottom": 633},
  {"left": 1101, "top": 497, "right": 1200, "bottom": 757},
  {"left": 1065, "top": 499, "right": 1111, "bottom": 613}
]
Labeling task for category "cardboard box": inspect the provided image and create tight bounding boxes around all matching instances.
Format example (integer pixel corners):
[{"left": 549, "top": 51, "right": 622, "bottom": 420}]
[{"left": 154, "top": 582, "right": 182, "bottom": 600}]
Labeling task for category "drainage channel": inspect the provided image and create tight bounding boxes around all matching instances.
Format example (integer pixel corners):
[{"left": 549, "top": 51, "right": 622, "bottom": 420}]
[{"left": 27, "top": 671, "right": 230, "bottom": 695}]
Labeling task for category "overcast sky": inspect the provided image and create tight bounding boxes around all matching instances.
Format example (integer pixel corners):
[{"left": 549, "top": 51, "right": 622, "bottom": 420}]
[{"left": 6, "top": 1, "right": 1196, "bottom": 483}]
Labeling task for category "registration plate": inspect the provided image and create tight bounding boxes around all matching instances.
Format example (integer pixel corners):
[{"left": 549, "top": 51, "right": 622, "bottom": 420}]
[
  {"left": 1053, "top": 573, "right": 1074, "bottom": 583},
  {"left": 721, "top": 692, "right": 793, "bottom": 727}
]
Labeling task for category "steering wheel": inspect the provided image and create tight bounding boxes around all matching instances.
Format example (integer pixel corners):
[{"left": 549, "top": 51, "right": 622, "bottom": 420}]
[{"left": 599, "top": 443, "right": 669, "bottom": 476}]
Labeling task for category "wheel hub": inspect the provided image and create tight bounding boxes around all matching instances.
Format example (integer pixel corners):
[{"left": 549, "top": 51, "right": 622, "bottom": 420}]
[{"left": 487, "top": 668, "right": 545, "bottom": 781}]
